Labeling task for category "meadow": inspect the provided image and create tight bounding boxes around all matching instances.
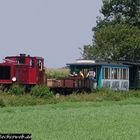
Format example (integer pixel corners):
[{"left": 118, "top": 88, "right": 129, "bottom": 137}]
[
  {"left": 0, "top": 98, "right": 140, "bottom": 140},
  {"left": 0, "top": 67, "right": 140, "bottom": 140}
]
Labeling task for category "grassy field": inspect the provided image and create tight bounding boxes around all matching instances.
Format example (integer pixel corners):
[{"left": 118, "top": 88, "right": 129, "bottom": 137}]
[{"left": 0, "top": 98, "right": 140, "bottom": 140}]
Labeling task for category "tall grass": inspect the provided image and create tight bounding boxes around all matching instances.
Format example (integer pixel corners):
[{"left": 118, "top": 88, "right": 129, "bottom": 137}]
[
  {"left": 30, "top": 85, "right": 53, "bottom": 98},
  {"left": 47, "top": 68, "right": 69, "bottom": 78},
  {"left": 0, "top": 82, "right": 140, "bottom": 107}
]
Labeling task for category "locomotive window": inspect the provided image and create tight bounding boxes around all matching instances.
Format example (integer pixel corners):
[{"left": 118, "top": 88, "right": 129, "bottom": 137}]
[
  {"left": 17, "top": 57, "right": 25, "bottom": 64},
  {"left": 30, "top": 59, "right": 35, "bottom": 68},
  {"left": 0, "top": 66, "right": 11, "bottom": 80},
  {"left": 38, "top": 60, "right": 42, "bottom": 70}
]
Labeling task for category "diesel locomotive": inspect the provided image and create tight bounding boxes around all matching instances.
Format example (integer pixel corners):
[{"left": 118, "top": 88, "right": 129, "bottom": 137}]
[{"left": 0, "top": 54, "right": 45, "bottom": 89}]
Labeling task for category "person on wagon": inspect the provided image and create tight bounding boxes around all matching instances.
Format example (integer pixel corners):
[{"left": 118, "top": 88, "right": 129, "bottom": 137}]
[
  {"left": 79, "top": 70, "right": 84, "bottom": 79},
  {"left": 86, "top": 68, "right": 96, "bottom": 81}
]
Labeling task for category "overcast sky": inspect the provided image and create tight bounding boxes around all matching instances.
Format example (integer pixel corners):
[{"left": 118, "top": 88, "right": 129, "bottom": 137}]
[{"left": 0, "top": 0, "right": 102, "bottom": 68}]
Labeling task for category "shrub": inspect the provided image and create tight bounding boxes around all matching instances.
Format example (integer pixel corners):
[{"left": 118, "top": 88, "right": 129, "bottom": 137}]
[
  {"left": 30, "top": 85, "right": 53, "bottom": 98},
  {"left": 0, "top": 97, "right": 6, "bottom": 107},
  {"left": 0, "top": 85, "right": 4, "bottom": 92},
  {"left": 9, "top": 84, "right": 25, "bottom": 95},
  {"left": 130, "top": 90, "right": 140, "bottom": 98}
]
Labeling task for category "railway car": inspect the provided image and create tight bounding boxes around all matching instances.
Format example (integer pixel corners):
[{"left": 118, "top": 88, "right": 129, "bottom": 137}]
[
  {"left": 66, "top": 60, "right": 130, "bottom": 91},
  {"left": 0, "top": 54, "right": 46, "bottom": 89},
  {"left": 47, "top": 60, "right": 131, "bottom": 93},
  {"left": 47, "top": 77, "right": 93, "bottom": 94},
  {"left": 122, "top": 61, "right": 140, "bottom": 89}
]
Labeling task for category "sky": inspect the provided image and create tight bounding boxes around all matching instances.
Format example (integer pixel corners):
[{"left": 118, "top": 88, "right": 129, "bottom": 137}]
[{"left": 0, "top": 0, "right": 103, "bottom": 68}]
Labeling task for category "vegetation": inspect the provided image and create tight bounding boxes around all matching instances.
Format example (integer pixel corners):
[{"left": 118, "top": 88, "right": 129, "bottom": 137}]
[
  {"left": 9, "top": 83, "right": 25, "bottom": 95},
  {"left": 0, "top": 93, "right": 47, "bottom": 107},
  {"left": 0, "top": 83, "right": 140, "bottom": 140},
  {"left": 47, "top": 68, "right": 69, "bottom": 78},
  {"left": 0, "top": 99, "right": 140, "bottom": 140},
  {"left": 92, "top": 23, "right": 140, "bottom": 61},
  {"left": 100, "top": 0, "right": 140, "bottom": 29},
  {"left": 0, "top": 82, "right": 139, "bottom": 107},
  {"left": 82, "top": 0, "right": 140, "bottom": 61},
  {"left": 0, "top": 85, "right": 140, "bottom": 107},
  {"left": 95, "top": 0, "right": 140, "bottom": 34},
  {"left": 30, "top": 85, "right": 53, "bottom": 98},
  {"left": 0, "top": 97, "right": 6, "bottom": 107}
]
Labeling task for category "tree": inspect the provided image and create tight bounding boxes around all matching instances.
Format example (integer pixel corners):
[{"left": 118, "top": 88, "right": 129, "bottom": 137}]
[
  {"left": 93, "top": 0, "right": 140, "bottom": 31},
  {"left": 82, "top": 0, "right": 140, "bottom": 61},
  {"left": 92, "top": 23, "right": 140, "bottom": 61},
  {"left": 100, "top": 0, "right": 140, "bottom": 29},
  {"left": 80, "top": 45, "right": 95, "bottom": 60}
]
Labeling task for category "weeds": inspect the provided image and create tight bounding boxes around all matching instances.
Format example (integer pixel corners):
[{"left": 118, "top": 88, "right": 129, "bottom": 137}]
[
  {"left": 9, "top": 84, "right": 25, "bottom": 95},
  {"left": 0, "top": 97, "right": 6, "bottom": 107},
  {"left": 0, "top": 83, "right": 140, "bottom": 107},
  {"left": 30, "top": 85, "right": 53, "bottom": 98}
]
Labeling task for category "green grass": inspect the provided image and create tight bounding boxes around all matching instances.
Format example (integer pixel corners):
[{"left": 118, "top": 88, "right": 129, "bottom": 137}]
[{"left": 0, "top": 98, "right": 140, "bottom": 140}]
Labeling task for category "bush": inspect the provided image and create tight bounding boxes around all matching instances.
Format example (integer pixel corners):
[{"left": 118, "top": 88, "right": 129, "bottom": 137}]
[
  {"left": 9, "top": 84, "right": 25, "bottom": 95},
  {"left": 130, "top": 90, "right": 140, "bottom": 98},
  {"left": 95, "top": 88, "right": 129, "bottom": 101},
  {"left": 30, "top": 85, "right": 53, "bottom": 98},
  {"left": 0, "top": 85, "right": 4, "bottom": 91},
  {"left": 0, "top": 97, "right": 6, "bottom": 107}
]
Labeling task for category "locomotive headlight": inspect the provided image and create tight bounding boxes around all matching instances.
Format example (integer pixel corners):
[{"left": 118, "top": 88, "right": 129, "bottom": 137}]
[{"left": 12, "top": 77, "right": 17, "bottom": 82}]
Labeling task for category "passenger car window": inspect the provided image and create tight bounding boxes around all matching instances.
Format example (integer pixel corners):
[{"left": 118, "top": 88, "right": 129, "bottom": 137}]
[
  {"left": 122, "top": 68, "right": 128, "bottom": 80},
  {"left": 103, "top": 67, "right": 110, "bottom": 79}
]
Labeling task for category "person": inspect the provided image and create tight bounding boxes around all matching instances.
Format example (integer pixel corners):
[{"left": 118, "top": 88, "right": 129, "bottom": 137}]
[
  {"left": 86, "top": 68, "right": 97, "bottom": 91},
  {"left": 69, "top": 71, "right": 78, "bottom": 77},
  {"left": 86, "top": 69, "right": 96, "bottom": 80},
  {"left": 79, "top": 70, "right": 84, "bottom": 79},
  {"left": 73, "top": 71, "right": 78, "bottom": 77}
]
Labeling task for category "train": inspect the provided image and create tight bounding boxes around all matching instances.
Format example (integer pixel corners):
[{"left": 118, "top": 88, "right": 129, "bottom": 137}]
[{"left": 0, "top": 54, "right": 139, "bottom": 93}]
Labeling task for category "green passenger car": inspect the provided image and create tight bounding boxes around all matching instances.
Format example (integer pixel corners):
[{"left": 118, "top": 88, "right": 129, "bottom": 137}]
[
  {"left": 123, "top": 62, "right": 140, "bottom": 89},
  {"left": 67, "top": 60, "right": 130, "bottom": 91}
]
